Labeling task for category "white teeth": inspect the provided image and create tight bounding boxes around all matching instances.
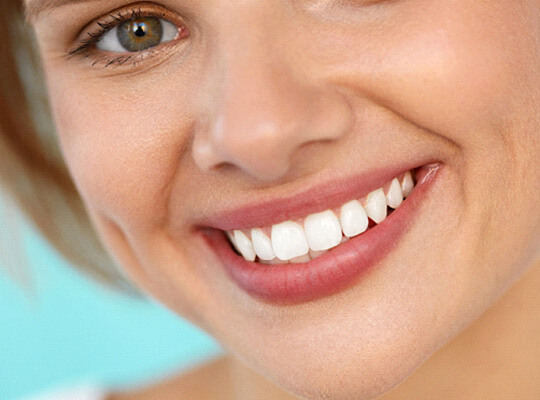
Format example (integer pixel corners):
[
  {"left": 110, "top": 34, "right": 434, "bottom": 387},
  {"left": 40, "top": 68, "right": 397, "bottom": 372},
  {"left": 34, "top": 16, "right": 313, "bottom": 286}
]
[
  {"left": 226, "top": 170, "right": 416, "bottom": 263},
  {"left": 304, "top": 210, "right": 342, "bottom": 251},
  {"left": 385, "top": 178, "right": 403, "bottom": 209},
  {"left": 364, "top": 188, "right": 387, "bottom": 224},
  {"left": 233, "top": 230, "right": 256, "bottom": 262},
  {"left": 271, "top": 221, "right": 310, "bottom": 261},
  {"left": 401, "top": 171, "right": 414, "bottom": 197},
  {"left": 340, "top": 200, "right": 369, "bottom": 238},
  {"left": 250, "top": 228, "right": 276, "bottom": 261}
]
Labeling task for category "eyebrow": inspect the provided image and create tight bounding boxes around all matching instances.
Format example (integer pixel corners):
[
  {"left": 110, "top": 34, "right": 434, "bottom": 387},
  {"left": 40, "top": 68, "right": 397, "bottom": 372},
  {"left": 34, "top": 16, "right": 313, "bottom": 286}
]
[{"left": 25, "top": 0, "right": 97, "bottom": 20}]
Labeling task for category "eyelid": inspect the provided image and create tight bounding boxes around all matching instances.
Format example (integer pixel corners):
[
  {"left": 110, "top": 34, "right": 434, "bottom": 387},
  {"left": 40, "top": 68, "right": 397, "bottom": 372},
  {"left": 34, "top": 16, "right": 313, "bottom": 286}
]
[{"left": 69, "top": 2, "right": 189, "bottom": 64}]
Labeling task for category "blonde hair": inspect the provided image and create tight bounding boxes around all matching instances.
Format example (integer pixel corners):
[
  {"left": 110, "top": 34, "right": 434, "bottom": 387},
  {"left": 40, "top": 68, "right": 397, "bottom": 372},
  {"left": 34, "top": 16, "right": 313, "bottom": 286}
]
[{"left": 1, "top": 0, "right": 135, "bottom": 293}]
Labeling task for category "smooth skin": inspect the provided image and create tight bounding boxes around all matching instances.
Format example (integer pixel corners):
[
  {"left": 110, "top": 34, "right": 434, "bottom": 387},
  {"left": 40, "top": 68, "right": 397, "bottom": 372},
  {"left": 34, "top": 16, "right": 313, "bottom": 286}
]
[{"left": 30, "top": 1, "right": 540, "bottom": 399}]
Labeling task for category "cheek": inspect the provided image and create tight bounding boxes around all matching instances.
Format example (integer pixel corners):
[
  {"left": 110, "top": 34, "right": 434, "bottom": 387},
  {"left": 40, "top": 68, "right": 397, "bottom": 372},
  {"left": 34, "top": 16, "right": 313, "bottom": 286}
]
[
  {"left": 47, "top": 74, "right": 194, "bottom": 231},
  {"left": 330, "top": 2, "right": 540, "bottom": 146}
]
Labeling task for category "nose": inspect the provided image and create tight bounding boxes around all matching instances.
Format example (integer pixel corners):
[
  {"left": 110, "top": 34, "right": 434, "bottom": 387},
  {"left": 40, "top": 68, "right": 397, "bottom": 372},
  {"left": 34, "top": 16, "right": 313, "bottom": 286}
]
[{"left": 192, "top": 21, "right": 353, "bottom": 182}]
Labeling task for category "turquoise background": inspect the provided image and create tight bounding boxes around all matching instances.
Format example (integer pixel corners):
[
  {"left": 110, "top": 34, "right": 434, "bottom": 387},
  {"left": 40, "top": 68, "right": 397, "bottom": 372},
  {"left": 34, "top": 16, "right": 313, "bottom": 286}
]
[{"left": 0, "top": 204, "right": 221, "bottom": 400}]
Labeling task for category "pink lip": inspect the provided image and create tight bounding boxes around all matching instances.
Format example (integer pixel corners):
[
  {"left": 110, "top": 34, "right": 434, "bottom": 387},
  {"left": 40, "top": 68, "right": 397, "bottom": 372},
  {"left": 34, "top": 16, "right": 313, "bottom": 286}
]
[{"left": 200, "top": 163, "right": 441, "bottom": 304}]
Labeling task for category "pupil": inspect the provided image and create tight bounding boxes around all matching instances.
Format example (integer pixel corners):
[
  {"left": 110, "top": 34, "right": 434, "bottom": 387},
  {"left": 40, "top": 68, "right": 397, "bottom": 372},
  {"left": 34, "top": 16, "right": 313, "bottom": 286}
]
[{"left": 133, "top": 23, "right": 147, "bottom": 37}]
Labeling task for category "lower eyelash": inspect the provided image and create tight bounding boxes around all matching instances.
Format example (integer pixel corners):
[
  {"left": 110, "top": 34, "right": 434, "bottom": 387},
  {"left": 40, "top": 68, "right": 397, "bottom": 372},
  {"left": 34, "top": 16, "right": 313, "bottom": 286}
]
[
  {"left": 74, "top": 51, "right": 156, "bottom": 68},
  {"left": 95, "top": 55, "right": 135, "bottom": 67}
]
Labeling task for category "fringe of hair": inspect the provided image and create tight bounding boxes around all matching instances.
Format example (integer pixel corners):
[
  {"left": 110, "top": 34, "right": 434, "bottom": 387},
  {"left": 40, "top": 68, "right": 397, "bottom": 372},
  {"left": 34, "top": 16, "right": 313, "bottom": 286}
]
[{"left": 0, "top": 0, "right": 138, "bottom": 295}]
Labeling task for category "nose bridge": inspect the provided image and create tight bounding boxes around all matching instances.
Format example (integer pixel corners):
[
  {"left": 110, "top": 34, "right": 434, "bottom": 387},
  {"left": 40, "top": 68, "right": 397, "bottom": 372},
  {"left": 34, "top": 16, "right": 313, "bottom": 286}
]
[
  {"left": 211, "top": 1, "right": 292, "bottom": 117},
  {"left": 192, "top": 5, "right": 352, "bottom": 181}
]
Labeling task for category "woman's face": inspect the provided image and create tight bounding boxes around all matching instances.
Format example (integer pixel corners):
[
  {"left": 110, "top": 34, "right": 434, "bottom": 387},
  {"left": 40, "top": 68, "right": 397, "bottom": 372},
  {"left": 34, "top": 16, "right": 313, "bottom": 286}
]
[{"left": 31, "top": 0, "right": 540, "bottom": 398}]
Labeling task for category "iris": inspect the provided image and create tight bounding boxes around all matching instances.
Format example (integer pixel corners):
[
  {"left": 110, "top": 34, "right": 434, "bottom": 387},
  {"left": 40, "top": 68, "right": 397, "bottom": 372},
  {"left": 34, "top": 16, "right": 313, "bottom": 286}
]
[{"left": 117, "top": 17, "right": 163, "bottom": 52}]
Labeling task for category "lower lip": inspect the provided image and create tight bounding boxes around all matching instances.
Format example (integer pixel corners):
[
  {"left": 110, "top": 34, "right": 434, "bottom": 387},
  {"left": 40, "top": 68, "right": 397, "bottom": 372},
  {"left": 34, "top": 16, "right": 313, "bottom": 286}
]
[{"left": 202, "top": 165, "right": 441, "bottom": 304}]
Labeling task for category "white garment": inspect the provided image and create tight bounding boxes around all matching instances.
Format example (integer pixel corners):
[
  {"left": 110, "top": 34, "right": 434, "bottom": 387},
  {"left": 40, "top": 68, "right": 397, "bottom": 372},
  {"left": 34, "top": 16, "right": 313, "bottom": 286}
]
[{"left": 19, "top": 385, "right": 107, "bottom": 400}]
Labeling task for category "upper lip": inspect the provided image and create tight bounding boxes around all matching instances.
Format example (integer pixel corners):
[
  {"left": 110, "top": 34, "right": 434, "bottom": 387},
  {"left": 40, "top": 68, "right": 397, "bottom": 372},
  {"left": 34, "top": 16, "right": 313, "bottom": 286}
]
[{"left": 195, "top": 158, "right": 435, "bottom": 231}]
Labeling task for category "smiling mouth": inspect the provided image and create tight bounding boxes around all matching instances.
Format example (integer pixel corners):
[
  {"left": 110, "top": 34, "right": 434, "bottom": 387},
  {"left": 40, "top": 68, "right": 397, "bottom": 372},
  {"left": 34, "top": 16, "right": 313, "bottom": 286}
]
[
  {"left": 201, "top": 163, "right": 440, "bottom": 303},
  {"left": 225, "top": 171, "right": 416, "bottom": 264}
]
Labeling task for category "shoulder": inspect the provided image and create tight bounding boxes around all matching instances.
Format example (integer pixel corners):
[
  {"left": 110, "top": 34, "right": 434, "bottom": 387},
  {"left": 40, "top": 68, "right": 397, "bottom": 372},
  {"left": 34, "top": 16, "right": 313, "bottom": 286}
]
[{"left": 108, "top": 356, "right": 233, "bottom": 400}]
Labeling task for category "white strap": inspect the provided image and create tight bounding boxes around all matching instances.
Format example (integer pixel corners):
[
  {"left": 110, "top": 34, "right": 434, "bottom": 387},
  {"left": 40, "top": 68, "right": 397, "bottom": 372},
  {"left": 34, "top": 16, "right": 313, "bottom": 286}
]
[{"left": 20, "top": 385, "right": 107, "bottom": 400}]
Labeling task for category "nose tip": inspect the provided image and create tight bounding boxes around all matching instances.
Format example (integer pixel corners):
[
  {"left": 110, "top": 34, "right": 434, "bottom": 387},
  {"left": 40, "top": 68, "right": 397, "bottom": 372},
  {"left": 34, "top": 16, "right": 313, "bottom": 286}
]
[
  {"left": 192, "top": 119, "right": 295, "bottom": 181},
  {"left": 193, "top": 85, "right": 353, "bottom": 182},
  {"left": 198, "top": 116, "right": 308, "bottom": 181}
]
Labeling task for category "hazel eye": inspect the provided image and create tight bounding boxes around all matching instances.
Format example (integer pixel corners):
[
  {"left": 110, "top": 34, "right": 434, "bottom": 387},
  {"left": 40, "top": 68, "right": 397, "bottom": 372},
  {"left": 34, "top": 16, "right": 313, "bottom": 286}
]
[{"left": 97, "top": 17, "right": 179, "bottom": 52}]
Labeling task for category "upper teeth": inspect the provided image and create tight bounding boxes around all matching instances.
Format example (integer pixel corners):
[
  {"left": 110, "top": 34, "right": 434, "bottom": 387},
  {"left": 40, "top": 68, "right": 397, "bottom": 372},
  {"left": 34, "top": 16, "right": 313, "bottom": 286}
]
[{"left": 227, "top": 171, "right": 415, "bottom": 264}]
